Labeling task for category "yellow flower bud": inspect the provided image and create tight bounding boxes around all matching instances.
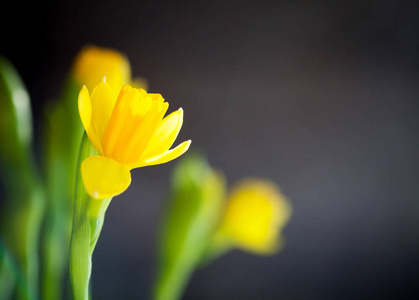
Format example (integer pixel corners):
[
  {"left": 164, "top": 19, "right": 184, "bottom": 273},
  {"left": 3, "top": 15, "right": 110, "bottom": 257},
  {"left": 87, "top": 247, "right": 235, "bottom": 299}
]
[
  {"left": 217, "top": 179, "right": 291, "bottom": 254},
  {"left": 71, "top": 45, "right": 131, "bottom": 93}
]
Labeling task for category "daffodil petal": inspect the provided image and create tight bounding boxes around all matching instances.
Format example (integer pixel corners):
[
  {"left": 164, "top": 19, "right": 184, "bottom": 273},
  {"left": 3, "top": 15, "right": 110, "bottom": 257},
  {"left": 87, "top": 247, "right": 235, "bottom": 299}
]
[
  {"left": 81, "top": 155, "right": 131, "bottom": 199},
  {"left": 101, "top": 85, "right": 145, "bottom": 159},
  {"left": 140, "top": 108, "right": 184, "bottom": 159},
  {"left": 132, "top": 140, "right": 191, "bottom": 169},
  {"left": 78, "top": 86, "right": 91, "bottom": 132},
  {"left": 90, "top": 78, "right": 117, "bottom": 142},
  {"left": 78, "top": 86, "right": 103, "bottom": 154}
]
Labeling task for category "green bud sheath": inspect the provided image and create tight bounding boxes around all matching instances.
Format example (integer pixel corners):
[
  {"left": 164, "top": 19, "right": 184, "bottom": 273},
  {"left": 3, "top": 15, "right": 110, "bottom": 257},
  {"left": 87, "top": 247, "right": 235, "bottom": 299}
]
[{"left": 153, "top": 153, "right": 226, "bottom": 300}]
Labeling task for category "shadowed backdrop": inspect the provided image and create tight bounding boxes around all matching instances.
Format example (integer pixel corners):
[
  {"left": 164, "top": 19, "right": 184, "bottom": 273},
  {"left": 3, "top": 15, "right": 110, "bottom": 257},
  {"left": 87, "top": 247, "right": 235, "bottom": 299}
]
[{"left": 2, "top": 0, "right": 419, "bottom": 299}]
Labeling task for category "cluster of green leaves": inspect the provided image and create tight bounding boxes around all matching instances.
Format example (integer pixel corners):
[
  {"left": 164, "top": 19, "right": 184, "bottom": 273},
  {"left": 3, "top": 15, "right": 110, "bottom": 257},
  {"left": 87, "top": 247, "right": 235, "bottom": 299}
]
[
  {"left": 0, "top": 56, "right": 44, "bottom": 300},
  {"left": 0, "top": 55, "right": 83, "bottom": 300}
]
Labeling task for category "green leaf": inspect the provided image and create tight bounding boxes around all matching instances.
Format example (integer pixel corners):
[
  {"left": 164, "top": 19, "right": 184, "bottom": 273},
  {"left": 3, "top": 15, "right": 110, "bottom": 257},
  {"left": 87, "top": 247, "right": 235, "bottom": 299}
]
[
  {"left": 0, "top": 55, "right": 44, "bottom": 300},
  {"left": 0, "top": 238, "right": 38, "bottom": 300},
  {"left": 0, "top": 55, "right": 32, "bottom": 165},
  {"left": 41, "top": 76, "right": 84, "bottom": 300}
]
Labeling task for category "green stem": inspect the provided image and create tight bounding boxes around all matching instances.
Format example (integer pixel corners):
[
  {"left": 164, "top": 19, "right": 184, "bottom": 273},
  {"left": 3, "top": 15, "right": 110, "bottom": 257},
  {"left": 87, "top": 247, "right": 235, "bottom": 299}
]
[
  {"left": 199, "top": 230, "right": 233, "bottom": 267},
  {"left": 69, "top": 133, "right": 112, "bottom": 300},
  {"left": 154, "top": 261, "right": 194, "bottom": 300}
]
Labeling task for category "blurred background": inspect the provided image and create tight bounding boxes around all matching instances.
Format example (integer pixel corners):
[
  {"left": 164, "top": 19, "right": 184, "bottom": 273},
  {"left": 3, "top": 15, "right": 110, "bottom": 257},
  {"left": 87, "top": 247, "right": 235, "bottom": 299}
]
[{"left": 2, "top": 0, "right": 419, "bottom": 299}]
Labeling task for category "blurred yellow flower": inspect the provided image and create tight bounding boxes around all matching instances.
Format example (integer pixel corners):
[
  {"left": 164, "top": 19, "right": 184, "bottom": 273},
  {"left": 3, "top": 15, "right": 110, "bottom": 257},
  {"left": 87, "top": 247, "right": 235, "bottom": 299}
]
[
  {"left": 217, "top": 179, "right": 291, "bottom": 254},
  {"left": 71, "top": 45, "right": 131, "bottom": 93},
  {"left": 78, "top": 78, "right": 191, "bottom": 199}
]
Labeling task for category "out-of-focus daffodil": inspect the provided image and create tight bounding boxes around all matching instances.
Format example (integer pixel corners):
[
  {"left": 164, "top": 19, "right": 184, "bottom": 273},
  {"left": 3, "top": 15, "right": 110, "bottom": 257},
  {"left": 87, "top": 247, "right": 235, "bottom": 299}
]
[
  {"left": 154, "top": 155, "right": 292, "bottom": 300},
  {"left": 213, "top": 179, "right": 291, "bottom": 255},
  {"left": 78, "top": 79, "right": 191, "bottom": 199},
  {"left": 71, "top": 45, "right": 131, "bottom": 93},
  {"left": 71, "top": 45, "right": 148, "bottom": 93}
]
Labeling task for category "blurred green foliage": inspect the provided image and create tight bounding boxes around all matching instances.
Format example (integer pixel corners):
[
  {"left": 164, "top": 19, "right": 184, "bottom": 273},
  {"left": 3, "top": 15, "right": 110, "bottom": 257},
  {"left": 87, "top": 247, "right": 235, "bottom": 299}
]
[
  {"left": 41, "top": 76, "right": 83, "bottom": 300},
  {"left": 0, "top": 55, "right": 44, "bottom": 300}
]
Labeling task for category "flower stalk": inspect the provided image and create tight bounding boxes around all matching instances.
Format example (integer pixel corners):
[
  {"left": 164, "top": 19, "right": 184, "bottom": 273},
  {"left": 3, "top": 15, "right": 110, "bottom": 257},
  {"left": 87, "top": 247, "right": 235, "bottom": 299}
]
[{"left": 69, "top": 133, "right": 112, "bottom": 300}]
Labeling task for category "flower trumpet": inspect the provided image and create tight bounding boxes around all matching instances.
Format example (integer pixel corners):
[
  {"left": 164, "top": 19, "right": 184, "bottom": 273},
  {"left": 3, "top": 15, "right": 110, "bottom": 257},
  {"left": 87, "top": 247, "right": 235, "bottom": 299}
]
[{"left": 78, "top": 78, "right": 191, "bottom": 199}]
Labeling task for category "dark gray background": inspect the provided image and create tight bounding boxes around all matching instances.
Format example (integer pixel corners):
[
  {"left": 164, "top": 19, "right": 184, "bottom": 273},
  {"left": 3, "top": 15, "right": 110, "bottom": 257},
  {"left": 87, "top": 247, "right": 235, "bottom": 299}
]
[{"left": 2, "top": 0, "right": 419, "bottom": 299}]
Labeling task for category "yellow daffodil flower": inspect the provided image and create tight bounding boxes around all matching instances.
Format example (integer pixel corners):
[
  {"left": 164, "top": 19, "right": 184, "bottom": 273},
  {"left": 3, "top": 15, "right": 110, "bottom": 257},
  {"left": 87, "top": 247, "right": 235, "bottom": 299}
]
[
  {"left": 71, "top": 45, "right": 131, "bottom": 93},
  {"left": 78, "top": 78, "right": 191, "bottom": 199},
  {"left": 217, "top": 179, "right": 291, "bottom": 254}
]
